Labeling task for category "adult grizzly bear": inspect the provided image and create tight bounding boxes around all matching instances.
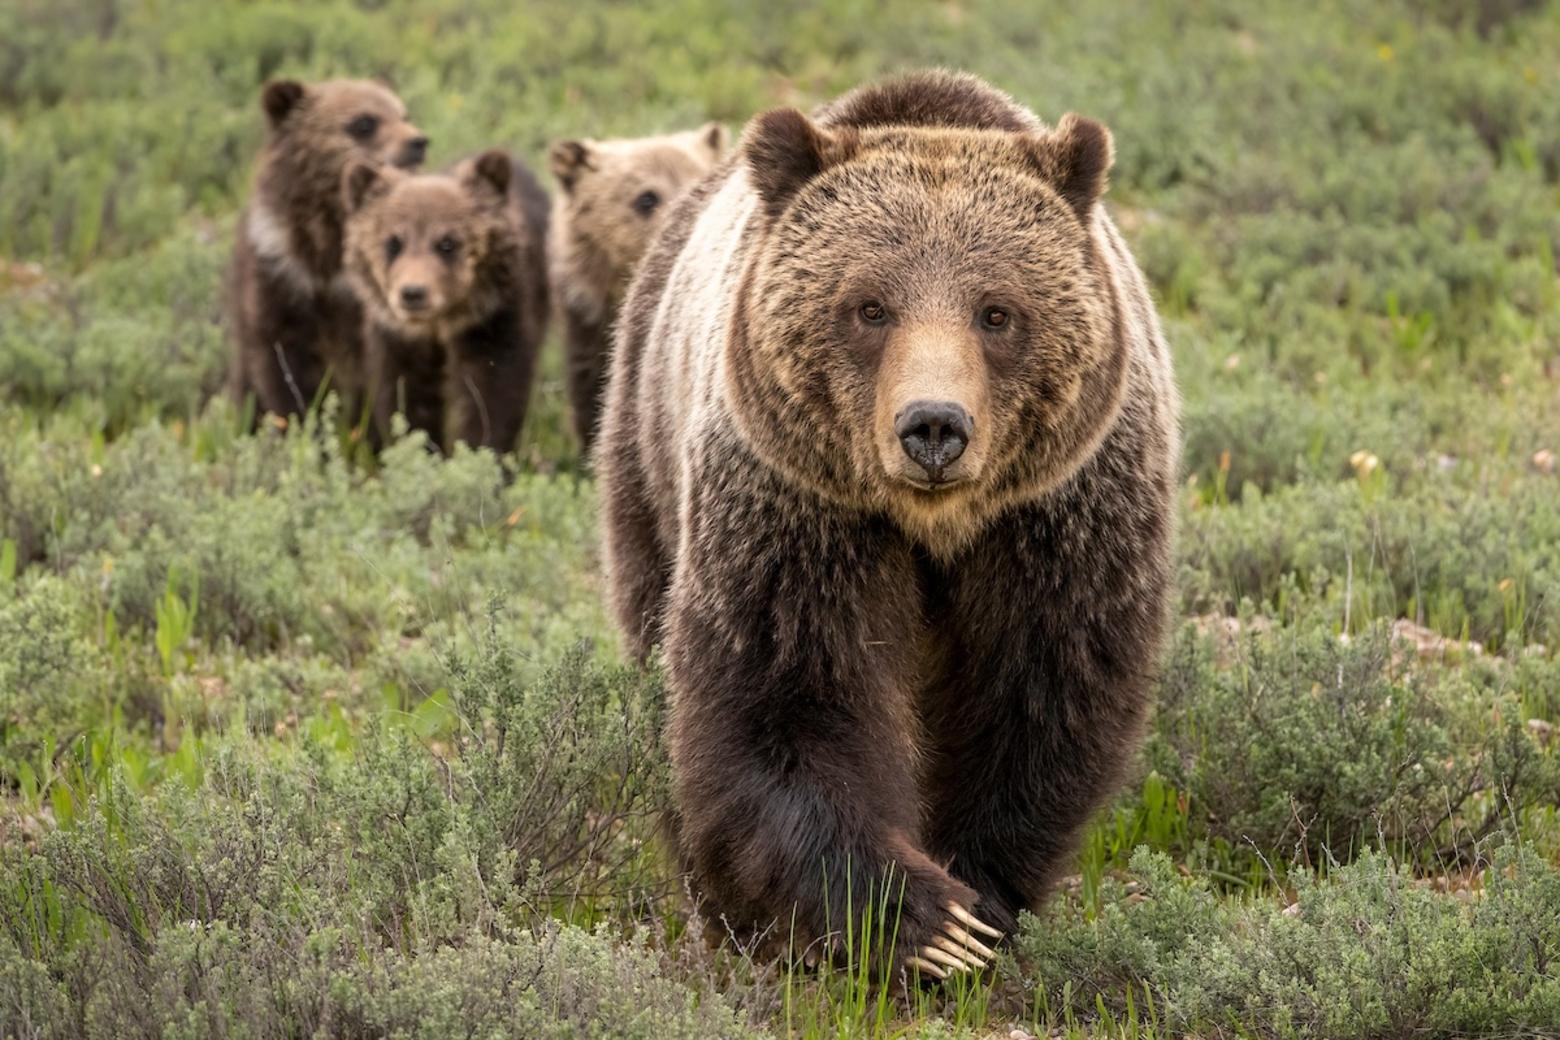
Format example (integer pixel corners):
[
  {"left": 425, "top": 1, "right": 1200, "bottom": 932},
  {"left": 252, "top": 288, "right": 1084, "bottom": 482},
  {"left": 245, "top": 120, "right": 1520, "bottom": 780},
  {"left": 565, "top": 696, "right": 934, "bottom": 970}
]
[
  {"left": 597, "top": 72, "right": 1178, "bottom": 980},
  {"left": 546, "top": 124, "right": 726, "bottom": 452},
  {"left": 341, "top": 150, "right": 549, "bottom": 454},
  {"left": 226, "top": 79, "right": 427, "bottom": 425}
]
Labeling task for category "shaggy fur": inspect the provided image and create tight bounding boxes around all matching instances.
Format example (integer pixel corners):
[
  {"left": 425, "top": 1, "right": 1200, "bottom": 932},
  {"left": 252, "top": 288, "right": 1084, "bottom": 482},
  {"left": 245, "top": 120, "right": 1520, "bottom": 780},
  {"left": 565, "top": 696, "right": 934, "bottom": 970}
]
[
  {"left": 546, "top": 124, "right": 726, "bottom": 451},
  {"left": 597, "top": 71, "right": 1179, "bottom": 972},
  {"left": 225, "top": 79, "right": 427, "bottom": 425},
  {"left": 341, "top": 150, "right": 550, "bottom": 454}
]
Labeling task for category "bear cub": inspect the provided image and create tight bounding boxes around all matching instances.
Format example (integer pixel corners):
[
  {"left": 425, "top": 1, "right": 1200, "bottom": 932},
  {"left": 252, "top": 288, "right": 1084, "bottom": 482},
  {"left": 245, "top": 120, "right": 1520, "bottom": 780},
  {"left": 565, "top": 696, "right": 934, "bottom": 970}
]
[
  {"left": 598, "top": 72, "right": 1179, "bottom": 981},
  {"left": 342, "top": 149, "right": 550, "bottom": 454},
  {"left": 546, "top": 124, "right": 726, "bottom": 451},
  {"left": 226, "top": 78, "right": 427, "bottom": 425}
]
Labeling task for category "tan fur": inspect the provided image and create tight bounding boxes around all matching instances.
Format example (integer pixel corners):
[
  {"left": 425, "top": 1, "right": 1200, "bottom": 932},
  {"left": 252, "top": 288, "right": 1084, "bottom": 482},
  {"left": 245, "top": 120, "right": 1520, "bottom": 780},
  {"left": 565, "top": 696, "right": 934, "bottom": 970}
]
[
  {"left": 225, "top": 78, "right": 427, "bottom": 422},
  {"left": 546, "top": 124, "right": 726, "bottom": 449},
  {"left": 342, "top": 150, "right": 550, "bottom": 454},
  {"left": 597, "top": 72, "right": 1180, "bottom": 969}
]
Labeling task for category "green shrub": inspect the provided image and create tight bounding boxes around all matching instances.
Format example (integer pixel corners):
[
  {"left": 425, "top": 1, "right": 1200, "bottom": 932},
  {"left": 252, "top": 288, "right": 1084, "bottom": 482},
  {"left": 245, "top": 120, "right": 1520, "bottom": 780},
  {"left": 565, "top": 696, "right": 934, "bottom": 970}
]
[{"left": 1015, "top": 843, "right": 1560, "bottom": 1038}]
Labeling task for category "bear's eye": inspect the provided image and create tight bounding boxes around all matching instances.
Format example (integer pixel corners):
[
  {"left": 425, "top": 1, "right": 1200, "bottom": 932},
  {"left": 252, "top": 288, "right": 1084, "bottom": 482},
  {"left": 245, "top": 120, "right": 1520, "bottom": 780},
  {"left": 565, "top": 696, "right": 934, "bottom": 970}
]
[
  {"left": 980, "top": 306, "right": 1009, "bottom": 330},
  {"left": 632, "top": 190, "right": 661, "bottom": 217},
  {"left": 347, "top": 115, "right": 380, "bottom": 141},
  {"left": 435, "top": 235, "right": 459, "bottom": 257},
  {"left": 858, "top": 301, "right": 887, "bottom": 325},
  {"left": 385, "top": 235, "right": 403, "bottom": 262}
]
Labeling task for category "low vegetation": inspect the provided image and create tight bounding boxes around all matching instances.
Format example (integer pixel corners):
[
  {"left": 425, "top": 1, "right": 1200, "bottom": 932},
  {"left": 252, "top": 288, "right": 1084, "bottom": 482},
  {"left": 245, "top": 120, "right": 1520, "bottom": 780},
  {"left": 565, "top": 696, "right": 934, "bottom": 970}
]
[{"left": 1, "top": 0, "right": 1557, "bottom": 1036}]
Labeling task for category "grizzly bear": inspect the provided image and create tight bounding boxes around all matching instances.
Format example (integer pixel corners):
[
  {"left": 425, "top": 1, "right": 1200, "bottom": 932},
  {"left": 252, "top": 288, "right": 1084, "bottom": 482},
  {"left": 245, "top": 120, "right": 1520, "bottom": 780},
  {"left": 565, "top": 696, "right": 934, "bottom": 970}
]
[
  {"left": 226, "top": 78, "right": 427, "bottom": 425},
  {"left": 341, "top": 149, "right": 550, "bottom": 454},
  {"left": 597, "top": 72, "right": 1179, "bottom": 980},
  {"left": 546, "top": 124, "right": 726, "bottom": 451}
]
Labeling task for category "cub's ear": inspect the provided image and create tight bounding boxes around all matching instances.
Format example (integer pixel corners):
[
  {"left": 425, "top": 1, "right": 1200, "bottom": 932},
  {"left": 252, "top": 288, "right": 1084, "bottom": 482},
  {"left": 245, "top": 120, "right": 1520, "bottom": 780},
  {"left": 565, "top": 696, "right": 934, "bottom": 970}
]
[
  {"left": 1025, "top": 113, "right": 1114, "bottom": 220},
  {"left": 342, "top": 161, "right": 391, "bottom": 213},
  {"left": 261, "top": 79, "right": 307, "bottom": 129},
  {"left": 548, "top": 139, "right": 594, "bottom": 193},
  {"left": 744, "top": 108, "right": 855, "bottom": 220},
  {"left": 467, "top": 149, "right": 512, "bottom": 198},
  {"left": 699, "top": 121, "right": 729, "bottom": 156}
]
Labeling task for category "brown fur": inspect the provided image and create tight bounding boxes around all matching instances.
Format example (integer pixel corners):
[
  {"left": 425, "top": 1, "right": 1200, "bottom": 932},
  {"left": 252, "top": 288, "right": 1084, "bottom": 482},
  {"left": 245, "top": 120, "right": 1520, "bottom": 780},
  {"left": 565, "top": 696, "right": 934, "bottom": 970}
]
[
  {"left": 597, "top": 71, "right": 1179, "bottom": 972},
  {"left": 546, "top": 124, "right": 726, "bottom": 451},
  {"left": 225, "top": 79, "right": 427, "bottom": 425},
  {"left": 342, "top": 149, "right": 550, "bottom": 454}
]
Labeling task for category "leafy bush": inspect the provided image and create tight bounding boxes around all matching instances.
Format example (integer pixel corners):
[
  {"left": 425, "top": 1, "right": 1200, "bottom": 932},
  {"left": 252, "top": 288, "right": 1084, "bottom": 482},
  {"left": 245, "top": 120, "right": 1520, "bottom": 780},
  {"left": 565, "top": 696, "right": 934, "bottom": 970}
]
[
  {"left": 1015, "top": 844, "right": 1560, "bottom": 1038},
  {"left": 1149, "top": 620, "right": 1560, "bottom": 868}
]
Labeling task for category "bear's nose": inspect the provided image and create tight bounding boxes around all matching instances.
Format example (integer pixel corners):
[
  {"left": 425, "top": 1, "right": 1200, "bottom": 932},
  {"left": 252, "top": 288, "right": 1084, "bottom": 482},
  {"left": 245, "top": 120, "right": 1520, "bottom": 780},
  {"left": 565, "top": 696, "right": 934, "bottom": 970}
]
[
  {"left": 896, "top": 400, "right": 971, "bottom": 481},
  {"left": 399, "top": 284, "right": 430, "bottom": 310},
  {"left": 397, "top": 136, "right": 429, "bottom": 168}
]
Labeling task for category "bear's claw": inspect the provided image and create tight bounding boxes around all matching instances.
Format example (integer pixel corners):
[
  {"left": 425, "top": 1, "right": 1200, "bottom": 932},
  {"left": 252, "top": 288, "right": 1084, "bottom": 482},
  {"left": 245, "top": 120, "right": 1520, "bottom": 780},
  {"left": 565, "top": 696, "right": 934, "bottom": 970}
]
[
  {"left": 946, "top": 901, "right": 1003, "bottom": 939},
  {"left": 940, "top": 922, "right": 997, "bottom": 960},
  {"left": 905, "top": 903, "right": 1003, "bottom": 979},
  {"left": 904, "top": 955, "right": 948, "bottom": 979}
]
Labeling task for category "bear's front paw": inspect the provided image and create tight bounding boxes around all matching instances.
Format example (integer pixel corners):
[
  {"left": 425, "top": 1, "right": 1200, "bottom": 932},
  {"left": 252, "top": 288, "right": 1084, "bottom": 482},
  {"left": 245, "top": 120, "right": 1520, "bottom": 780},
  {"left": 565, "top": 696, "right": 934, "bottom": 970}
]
[{"left": 901, "top": 900, "right": 1003, "bottom": 981}]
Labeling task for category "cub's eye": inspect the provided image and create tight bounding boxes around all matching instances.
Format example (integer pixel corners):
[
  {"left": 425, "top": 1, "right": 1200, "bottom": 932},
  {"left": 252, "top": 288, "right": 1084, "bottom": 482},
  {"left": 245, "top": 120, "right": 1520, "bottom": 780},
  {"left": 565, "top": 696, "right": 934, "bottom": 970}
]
[
  {"left": 385, "top": 235, "right": 403, "bottom": 262},
  {"left": 858, "top": 300, "right": 887, "bottom": 325},
  {"left": 632, "top": 190, "right": 661, "bottom": 216},
  {"left": 435, "top": 235, "right": 459, "bottom": 257},
  {"left": 347, "top": 115, "right": 380, "bottom": 140},
  {"left": 980, "top": 306, "right": 1009, "bottom": 330}
]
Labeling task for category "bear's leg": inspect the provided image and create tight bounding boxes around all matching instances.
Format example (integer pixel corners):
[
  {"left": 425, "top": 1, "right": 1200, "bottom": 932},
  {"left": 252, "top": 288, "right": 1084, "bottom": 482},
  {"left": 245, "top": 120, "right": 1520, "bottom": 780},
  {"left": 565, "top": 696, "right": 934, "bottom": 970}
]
[
  {"left": 366, "top": 328, "right": 443, "bottom": 452},
  {"left": 247, "top": 299, "right": 327, "bottom": 420},
  {"left": 662, "top": 469, "right": 1002, "bottom": 978},
  {"left": 919, "top": 496, "right": 1170, "bottom": 937},
  {"left": 448, "top": 311, "right": 537, "bottom": 454},
  {"left": 562, "top": 307, "right": 609, "bottom": 453}
]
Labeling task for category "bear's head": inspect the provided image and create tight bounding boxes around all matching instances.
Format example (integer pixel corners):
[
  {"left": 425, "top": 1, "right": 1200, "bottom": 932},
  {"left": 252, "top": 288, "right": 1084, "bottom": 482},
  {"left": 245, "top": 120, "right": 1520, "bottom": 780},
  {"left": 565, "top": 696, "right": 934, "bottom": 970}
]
[
  {"left": 341, "top": 150, "right": 517, "bottom": 334},
  {"left": 260, "top": 78, "right": 428, "bottom": 195},
  {"left": 727, "top": 108, "right": 1131, "bottom": 553},
  {"left": 549, "top": 124, "right": 727, "bottom": 284}
]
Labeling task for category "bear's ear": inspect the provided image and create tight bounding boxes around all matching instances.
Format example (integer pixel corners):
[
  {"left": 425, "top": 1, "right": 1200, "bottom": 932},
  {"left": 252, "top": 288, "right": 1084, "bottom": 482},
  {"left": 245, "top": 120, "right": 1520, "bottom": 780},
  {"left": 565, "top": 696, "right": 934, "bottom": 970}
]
[
  {"left": 699, "top": 121, "right": 728, "bottom": 157},
  {"left": 548, "top": 140, "right": 594, "bottom": 193},
  {"left": 261, "top": 79, "right": 307, "bottom": 129},
  {"left": 467, "top": 149, "right": 512, "bottom": 199},
  {"left": 744, "top": 108, "right": 855, "bottom": 220},
  {"left": 342, "top": 161, "right": 392, "bottom": 214},
  {"left": 1025, "top": 113, "right": 1114, "bottom": 220}
]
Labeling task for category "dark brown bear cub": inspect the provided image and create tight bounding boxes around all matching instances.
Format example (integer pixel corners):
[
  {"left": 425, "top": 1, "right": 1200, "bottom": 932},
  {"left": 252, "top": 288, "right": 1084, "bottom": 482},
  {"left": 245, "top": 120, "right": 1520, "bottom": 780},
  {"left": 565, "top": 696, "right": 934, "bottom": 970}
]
[
  {"left": 598, "top": 72, "right": 1179, "bottom": 980},
  {"left": 341, "top": 150, "right": 549, "bottom": 454},
  {"left": 226, "top": 78, "right": 427, "bottom": 424}
]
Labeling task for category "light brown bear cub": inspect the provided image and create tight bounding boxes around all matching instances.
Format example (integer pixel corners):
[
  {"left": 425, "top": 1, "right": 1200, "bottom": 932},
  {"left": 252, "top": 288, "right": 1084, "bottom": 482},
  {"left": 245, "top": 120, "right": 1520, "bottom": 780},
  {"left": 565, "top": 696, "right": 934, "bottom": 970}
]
[
  {"left": 226, "top": 79, "right": 427, "bottom": 424},
  {"left": 598, "top": 72, "right": 1178, "bottom": 980},
  {"left": 547, "top": 125, "right": 726, "bottom": 451},
  {"left": 342, "top": 150, "right": 549, "bottom": 454}
]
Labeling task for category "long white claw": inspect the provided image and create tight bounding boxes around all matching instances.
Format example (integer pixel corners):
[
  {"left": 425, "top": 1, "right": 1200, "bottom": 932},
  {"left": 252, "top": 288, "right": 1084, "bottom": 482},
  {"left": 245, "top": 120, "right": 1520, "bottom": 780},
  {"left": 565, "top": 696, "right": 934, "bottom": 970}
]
[
  {"left": 919, "top": 944, "right": 974, "bottom": 974},
  {"left": 940, "top": 922, "right": 997, "bottom": 961},
  {"left": 933, "top": 934, "right": 990, "bottom": 969},
  {"left": 945, "top": 901, "right": 1003, "bottom": 940},
  {"left": 904, "top": 955, "right": 948, "bottom": 980}
]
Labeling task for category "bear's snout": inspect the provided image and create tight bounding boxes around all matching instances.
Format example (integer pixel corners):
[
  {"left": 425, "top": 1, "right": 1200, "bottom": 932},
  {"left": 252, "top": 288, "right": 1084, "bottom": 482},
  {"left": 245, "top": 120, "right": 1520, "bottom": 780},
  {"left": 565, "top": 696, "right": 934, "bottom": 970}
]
[
  {"left": 895, "top": 400, "right": 970, "bottom": 482},
  {"left": 398, "top": 284, "right": 431, "bottom": 311},
  {"left": 397, "top": 136, "right": 430, "bottom": 169}
]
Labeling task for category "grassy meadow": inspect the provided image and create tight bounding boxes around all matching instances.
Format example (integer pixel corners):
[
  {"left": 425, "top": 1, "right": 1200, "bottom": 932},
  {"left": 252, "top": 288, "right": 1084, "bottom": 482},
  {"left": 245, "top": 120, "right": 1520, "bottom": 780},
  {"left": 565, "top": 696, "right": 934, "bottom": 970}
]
[{"left": 2, "top": 0, "right": 1560, "bottom": 1036}]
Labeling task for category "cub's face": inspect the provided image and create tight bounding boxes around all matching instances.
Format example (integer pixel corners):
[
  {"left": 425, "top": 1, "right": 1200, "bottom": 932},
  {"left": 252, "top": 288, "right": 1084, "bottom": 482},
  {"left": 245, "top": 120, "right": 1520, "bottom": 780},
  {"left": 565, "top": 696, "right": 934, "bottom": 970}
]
[
  {"left": 261, "top": 78, "right": 428, "bottom": 181},
  {"left": 341, "top": 151, "right": 513, "bottom": 331},
  {"left": 733, "top": 111, "right": 1125, "bottom": 544},
  {"left": 550, "top": 124, "right": 726, "bottom": 280}
]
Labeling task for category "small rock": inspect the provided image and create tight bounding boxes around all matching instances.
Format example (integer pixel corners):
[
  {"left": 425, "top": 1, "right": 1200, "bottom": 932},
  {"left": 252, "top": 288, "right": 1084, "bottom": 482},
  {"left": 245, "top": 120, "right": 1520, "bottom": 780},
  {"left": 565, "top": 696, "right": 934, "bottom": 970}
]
[{"left": 1533, "top": 449, "right": 1556, "bottom": 475}]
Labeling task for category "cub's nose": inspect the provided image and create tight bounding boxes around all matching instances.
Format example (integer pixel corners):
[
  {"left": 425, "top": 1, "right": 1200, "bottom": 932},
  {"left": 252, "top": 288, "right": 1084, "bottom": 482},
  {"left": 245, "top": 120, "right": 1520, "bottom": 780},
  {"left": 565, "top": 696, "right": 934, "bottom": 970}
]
[
  {"left": 399, "top": 284, "right": 430, "bottom": 310},
  {"left": 397, "top": 136, "right": 429, "bottom": 168},
  {"left": 896, "top": 400, "right": 971, "bottom": 481}
]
